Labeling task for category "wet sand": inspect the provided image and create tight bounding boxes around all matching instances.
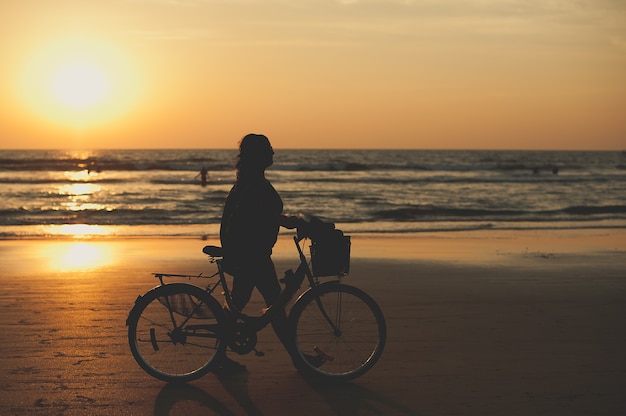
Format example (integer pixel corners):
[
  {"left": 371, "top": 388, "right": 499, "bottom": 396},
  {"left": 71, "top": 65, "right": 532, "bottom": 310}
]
[{"left": 1, "top": 230, "right": 625, "bottom": 415}]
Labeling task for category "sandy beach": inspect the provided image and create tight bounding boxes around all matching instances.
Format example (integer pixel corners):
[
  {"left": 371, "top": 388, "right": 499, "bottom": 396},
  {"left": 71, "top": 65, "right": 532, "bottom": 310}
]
[{"left": 1, "top": 229, "right": 625, "bottom": 415}]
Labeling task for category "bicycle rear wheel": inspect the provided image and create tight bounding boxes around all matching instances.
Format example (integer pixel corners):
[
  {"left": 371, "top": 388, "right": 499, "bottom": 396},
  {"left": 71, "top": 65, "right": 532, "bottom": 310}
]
[
  {"left": 127, "top": 283, "right": 226, "bottom": 382},
  {"left": 289, "top": 282, "right": 386, "bottom": 381}
]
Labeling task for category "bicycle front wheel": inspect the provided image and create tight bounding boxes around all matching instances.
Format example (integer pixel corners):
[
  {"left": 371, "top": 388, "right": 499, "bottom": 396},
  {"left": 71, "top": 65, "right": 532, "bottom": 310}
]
[
  {"left": 289, "top": 283, "right": 386, "bottom": 381},
  {"left": 127, "top": 283, "right": 226, "bottom": 382}
]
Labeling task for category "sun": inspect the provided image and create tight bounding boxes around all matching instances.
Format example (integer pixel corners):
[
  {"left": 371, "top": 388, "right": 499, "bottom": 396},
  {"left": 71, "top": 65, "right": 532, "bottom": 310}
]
[
  {"left": 15, "top": 36, "right": 141, "bottom": 128},
  {"left": 51, "top": 60, "right": 110, "bottom": 110}
]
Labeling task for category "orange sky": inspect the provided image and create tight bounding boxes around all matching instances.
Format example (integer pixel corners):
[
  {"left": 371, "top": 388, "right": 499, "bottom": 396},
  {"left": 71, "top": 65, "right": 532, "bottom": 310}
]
[{"left": 1, "top": 0, "right": 625, "bottom": 150}]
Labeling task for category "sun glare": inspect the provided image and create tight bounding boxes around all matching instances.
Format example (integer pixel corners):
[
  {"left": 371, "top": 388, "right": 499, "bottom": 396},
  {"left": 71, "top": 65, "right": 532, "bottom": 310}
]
[
  {"left": 51, "top": 61, "right": 110, "bottom": 109},
  {"left": 45, "top": 241, "right": 116, "bottom": 272},
  {"left": 16, "top": 36, "right": 141, "bottom": 128}
]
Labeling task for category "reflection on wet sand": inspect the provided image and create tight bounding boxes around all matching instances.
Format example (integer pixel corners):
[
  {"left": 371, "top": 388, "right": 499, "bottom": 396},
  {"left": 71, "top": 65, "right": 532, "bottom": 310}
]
[{"left": 43, "top": 241, "right": 116, "bottom": 272}]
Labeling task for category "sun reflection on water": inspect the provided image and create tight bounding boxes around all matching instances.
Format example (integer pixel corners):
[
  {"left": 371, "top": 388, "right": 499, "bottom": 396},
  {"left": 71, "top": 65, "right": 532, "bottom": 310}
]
[
  {"left": 48, "top": 224, "right": 112, "bottom": 237},
  {"left": 64, "top": 170, "right": 93, "bottom": 182},
  {"left": 59, "top": 182, "right": 101, "bottom": 196},
  {"left": 56, "top": 170, "right": 111, "bottom": 212}
]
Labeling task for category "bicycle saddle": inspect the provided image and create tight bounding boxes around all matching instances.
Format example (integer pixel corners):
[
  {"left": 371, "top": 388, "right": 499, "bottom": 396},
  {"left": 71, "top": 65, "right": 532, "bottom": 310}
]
[{"left": 202, "top": 245, "right": 223, "bottom": 257}]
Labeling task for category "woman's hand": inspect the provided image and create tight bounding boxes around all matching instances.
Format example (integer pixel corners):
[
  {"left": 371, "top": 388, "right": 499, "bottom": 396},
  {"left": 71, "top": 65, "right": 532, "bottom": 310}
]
[{"left": 279, "top": 215, "right": 300, "bottom": 229}]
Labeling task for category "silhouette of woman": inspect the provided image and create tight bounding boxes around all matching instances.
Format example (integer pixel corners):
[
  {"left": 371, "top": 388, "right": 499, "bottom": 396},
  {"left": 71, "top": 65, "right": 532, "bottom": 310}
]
[{"left": 217, "top": 133, "right": 298, "bottom": 373}]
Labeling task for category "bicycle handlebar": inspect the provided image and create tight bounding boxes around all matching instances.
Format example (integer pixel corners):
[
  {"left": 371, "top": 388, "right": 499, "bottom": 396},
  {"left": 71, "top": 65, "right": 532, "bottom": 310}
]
[{"left": 295, "top": 216, "right": 343, "bottom": 242}]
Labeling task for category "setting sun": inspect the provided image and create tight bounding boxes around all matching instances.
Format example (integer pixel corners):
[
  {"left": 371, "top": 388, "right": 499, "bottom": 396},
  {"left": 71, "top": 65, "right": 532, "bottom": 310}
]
[
  {"left": 51, "top": 60, "right": 110, "bottom": 109},
  {"left": 14, "top": 36, "right": 141, "bottom": 130}
]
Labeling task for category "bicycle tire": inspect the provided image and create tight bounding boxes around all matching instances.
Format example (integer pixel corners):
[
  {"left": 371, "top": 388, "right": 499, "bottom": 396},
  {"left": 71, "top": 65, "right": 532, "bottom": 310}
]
[
  {"left": 289, "top": 282, "right": 386, "bottom": 381},
  {"left": 127, "top": 283, "right": 226, "bottom": 382}
]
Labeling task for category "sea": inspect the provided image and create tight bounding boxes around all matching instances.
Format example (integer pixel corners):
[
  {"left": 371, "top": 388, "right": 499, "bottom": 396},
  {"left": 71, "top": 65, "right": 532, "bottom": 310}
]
[{"left": 1, "top": 149, "right": 625, "bottom": 238}]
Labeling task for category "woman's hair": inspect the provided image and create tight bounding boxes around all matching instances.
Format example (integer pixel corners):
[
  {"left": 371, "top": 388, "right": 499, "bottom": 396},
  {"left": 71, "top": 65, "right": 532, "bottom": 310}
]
[{"left": 235, "top": 134, "right": 272, "bottom": 175}]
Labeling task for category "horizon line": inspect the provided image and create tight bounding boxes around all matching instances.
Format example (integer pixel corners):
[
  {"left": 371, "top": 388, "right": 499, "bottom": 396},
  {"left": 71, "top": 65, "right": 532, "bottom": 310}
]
[{"left": 1, "top": 147, "right": 624, "bottom": 152}]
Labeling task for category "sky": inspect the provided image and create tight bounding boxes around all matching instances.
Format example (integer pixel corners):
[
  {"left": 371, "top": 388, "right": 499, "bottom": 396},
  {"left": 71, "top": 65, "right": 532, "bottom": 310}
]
[{"left": 1, "top": 0, "right": 625, "bottom": 150}]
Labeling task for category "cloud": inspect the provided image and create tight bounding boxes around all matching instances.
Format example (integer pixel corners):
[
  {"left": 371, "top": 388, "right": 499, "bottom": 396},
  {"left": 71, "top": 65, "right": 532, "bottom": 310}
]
[
  {"left": 131, "top": 29, "right": 211, "bottom": 41},
  {"left": 122, "top": 0, "right": 626, "bottom": 53}
]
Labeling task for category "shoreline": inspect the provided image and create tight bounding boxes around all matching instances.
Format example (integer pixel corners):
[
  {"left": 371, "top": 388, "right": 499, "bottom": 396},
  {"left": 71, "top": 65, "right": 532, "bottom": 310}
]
[
  {"left": 1, "top": 225, "right": 624, "bottom": 240},
  {"left": 2, "top": 221, "right": 626, "bottom": 242}
]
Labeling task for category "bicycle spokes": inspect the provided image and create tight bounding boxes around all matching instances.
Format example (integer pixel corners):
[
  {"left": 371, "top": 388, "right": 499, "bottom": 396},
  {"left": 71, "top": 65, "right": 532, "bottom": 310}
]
[
  {"left": 291, "top": 283, "right": 386, "bottom": 380},
  {"left": 128, "top": 284, "right": 226, "bottom": 382}
]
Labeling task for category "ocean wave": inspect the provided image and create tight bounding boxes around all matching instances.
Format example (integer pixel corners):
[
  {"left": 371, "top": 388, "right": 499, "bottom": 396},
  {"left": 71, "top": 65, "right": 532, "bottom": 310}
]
[
  {"left": 0, "top": 150, "right": 234, "bottom": 173},
  {"left": 4, "top": 150, "right": 619, "bottom": 174},
  {"left": 0, "top": 207, "right": 223, "bottom": 226},
  {"left": 0, "top": 161, "right": 235, "bottom": 173},
  {"left": 149, "top": 178, "right": 232, "bottom": 186},
  {"left": 0, "top": 177, "right": 127, "bottom": 185},
  {"left": 4, "top": 203, "right": 625, "bottom": 228},
  {"left": 3, "top": 220, "right": 625, "bottom": 239},
  {"left": 2, "top": 149, "right": 625, "bottom": 237},
  {"left": 371, "top": 204, "right": 626, "bottom": 221},
  {"left": 3, "top": 174, "right": 615, "bottom": 187},
  {"left": 294, "top": 175, "right": 619, "bottom": 185}
]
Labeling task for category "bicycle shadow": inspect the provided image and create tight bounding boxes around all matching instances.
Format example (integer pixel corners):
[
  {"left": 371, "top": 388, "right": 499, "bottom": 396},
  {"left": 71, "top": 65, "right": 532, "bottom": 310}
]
[
  {"left": 153, "top": 382, "right": 236, "bottom": 416},
  {"left": 215, "top": 372, "right": 264, "bottom": 416},
  {"left": 153, "top": 372, "right": 261, "bottom": 416},
  {"left": 304, "top": 377, "right": 420, "bottom": 415},
  {"left": 152, "top": 374, "right": 418, "bottom": 416}
]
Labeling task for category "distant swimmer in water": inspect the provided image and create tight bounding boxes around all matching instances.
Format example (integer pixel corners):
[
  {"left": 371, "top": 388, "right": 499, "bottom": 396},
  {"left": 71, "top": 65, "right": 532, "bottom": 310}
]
[{"left": 196, "top": 167, "right": 209, "bottom": 186}]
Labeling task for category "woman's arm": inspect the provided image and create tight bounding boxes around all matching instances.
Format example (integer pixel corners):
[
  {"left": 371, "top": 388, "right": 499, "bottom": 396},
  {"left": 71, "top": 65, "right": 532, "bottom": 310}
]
[{"left": 279, "top": 214, "right": 299, "bottom": 229}]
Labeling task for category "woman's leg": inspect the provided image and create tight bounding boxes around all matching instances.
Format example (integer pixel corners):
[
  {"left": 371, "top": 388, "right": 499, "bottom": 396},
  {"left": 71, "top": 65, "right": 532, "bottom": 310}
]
[
  {"left": 253, "top": 257, "right": 297, "bottom": 358},
  {"left": 230, "top": 274, "right": 255, "bottom": 312},
  {"left": 211, "top": 270, "right": 255, "bottom": 373}
]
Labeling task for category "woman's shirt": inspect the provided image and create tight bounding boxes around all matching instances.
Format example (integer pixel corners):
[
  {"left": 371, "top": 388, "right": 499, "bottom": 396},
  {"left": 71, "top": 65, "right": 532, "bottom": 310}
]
[{"left": 220, "top": 177, "right": 283, "bottom": 260}]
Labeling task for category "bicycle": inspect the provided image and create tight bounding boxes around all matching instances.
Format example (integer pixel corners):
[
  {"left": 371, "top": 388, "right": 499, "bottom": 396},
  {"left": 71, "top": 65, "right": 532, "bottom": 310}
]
[{"left": 126, "top": 219, "right": 386, "bottom": 383}]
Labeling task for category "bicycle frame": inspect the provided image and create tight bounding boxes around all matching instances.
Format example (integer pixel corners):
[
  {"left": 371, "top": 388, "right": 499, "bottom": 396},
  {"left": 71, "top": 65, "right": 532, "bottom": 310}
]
[{"left": 151, "top": 235, "right": 342, "bottom": 331}]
